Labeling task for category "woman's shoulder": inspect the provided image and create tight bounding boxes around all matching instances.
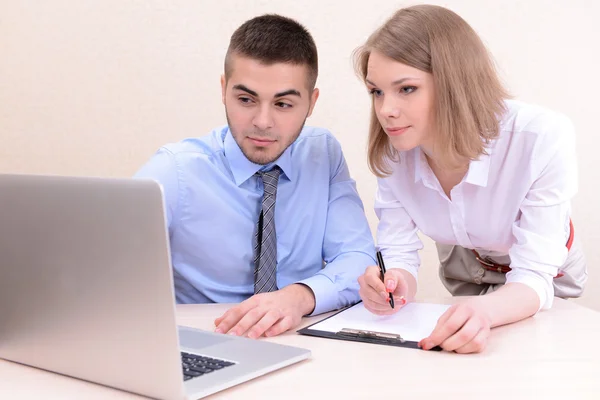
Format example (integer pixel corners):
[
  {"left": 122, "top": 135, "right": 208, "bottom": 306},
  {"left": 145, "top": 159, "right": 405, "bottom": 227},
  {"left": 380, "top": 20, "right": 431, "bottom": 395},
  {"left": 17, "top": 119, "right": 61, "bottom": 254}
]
[
  {"left": 499, "top": 99, "right": 574, "bottom": 138},
  {"left": 495, "top": 100, "right": 576, "bottom": 161}
]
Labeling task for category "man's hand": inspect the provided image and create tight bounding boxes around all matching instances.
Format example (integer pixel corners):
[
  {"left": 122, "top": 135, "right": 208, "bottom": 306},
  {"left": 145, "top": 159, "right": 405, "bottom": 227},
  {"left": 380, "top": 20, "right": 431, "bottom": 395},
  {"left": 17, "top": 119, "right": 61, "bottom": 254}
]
[{"left": 213, "top": 284, "right": 315, "bottom": 339}]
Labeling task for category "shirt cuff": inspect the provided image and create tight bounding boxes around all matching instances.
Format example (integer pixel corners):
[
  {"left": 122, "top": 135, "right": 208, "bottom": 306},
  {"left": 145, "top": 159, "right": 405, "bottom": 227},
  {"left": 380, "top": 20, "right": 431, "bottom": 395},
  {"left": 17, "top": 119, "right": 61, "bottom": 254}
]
[
  {"left": 387, "top": 264, "right": 419, "bottom": 283},
  {"left": 296, "top": 274, "right": 359, "bottom": 316},
  {"left": 505, "top": 267, "right": 554, "bottom": 311}
]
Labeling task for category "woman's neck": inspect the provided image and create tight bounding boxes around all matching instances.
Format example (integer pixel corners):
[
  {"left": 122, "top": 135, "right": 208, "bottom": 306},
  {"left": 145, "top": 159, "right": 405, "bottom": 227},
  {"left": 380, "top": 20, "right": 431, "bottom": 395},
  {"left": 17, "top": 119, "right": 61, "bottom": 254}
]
[
  {"left": 420, "top": 144, "right": 470, "bottom": 199},
  {"left": 420, "top": 144, "right": 469, "bottom": 173}
]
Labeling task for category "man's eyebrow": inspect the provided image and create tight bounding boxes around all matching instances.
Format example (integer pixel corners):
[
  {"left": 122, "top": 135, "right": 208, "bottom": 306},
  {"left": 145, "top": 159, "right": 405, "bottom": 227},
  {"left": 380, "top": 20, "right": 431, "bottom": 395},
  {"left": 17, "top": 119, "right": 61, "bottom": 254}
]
[
  {"left": 274, "top": 89, "right": 301, "bottom": 98},
  {"left": 232, "top": 85, "right": 301, "bottom": 99},
  {"left": 232, "top": 84, "right": 258, "bottom": 97}
]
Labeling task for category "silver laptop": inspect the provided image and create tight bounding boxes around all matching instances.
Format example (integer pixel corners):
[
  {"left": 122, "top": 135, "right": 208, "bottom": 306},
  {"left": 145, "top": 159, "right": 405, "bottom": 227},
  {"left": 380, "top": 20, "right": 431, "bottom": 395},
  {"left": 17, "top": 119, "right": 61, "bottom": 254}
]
[{"left": 0, "top": 173, "right": 310, "bottom": 400}]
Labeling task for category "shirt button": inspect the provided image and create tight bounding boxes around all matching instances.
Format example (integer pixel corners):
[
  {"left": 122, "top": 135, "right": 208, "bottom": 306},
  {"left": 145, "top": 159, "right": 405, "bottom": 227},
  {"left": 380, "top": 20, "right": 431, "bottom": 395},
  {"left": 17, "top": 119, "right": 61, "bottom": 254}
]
[
  {"left": 474, "top": 277, "right": 482, "bottom": 285},
  {"left": 477, "top": 268, "right": 485, "bottom": 276}
]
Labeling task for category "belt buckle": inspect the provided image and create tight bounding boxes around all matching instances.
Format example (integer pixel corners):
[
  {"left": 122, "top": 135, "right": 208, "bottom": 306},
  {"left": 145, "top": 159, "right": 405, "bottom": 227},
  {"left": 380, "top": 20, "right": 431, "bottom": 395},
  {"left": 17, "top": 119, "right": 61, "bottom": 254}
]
[{"left": 474, "top": 255, "right": 495, "bottom": 268}]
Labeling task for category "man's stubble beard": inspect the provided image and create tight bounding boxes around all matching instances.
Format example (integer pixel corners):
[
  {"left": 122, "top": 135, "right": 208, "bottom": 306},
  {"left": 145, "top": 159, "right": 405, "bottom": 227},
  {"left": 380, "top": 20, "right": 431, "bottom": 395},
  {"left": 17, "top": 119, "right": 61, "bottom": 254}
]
[{"left": 226, "top": 111, "right": 308, "bottom": 165}]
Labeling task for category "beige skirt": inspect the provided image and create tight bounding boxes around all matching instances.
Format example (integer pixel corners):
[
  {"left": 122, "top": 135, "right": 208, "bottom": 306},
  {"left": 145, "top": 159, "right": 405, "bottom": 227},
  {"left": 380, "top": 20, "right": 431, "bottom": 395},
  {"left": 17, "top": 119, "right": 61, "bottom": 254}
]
[{"left": 435, "top": 236, "right": 587, "bottom": 298}]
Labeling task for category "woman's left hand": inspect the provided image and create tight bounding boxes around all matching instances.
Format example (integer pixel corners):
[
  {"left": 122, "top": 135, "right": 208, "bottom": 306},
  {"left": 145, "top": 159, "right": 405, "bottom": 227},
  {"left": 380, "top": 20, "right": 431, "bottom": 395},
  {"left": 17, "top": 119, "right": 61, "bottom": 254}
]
[{"left": 419, "top": 298, "right": 492, "bottom": 354}]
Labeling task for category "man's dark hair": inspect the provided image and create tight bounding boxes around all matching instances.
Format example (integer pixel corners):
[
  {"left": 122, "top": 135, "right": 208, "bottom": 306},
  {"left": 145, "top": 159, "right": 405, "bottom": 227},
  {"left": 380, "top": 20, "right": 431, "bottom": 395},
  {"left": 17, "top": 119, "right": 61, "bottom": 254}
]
[{"left": 224, "top": 14, "right": 318, "bottom": 90}]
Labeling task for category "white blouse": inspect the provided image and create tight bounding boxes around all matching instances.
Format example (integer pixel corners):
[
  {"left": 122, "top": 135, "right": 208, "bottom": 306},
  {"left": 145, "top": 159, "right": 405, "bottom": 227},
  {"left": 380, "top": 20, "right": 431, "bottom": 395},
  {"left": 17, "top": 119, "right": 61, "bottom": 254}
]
[{"left": 375, "top": 99, "right": 577, "bottom": 310}]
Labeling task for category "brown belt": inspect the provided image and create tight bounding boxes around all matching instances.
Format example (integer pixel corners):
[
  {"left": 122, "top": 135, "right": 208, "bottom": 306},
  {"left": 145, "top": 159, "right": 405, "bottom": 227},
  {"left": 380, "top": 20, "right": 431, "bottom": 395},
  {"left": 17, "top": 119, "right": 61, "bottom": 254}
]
[{"left": 471, "top": 219, "right": 574, "bottom": 279}]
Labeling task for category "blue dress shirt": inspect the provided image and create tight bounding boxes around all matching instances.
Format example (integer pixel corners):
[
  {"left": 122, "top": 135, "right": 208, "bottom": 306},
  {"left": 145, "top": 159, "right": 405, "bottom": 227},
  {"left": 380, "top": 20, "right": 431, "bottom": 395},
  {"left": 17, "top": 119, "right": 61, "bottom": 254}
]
[{"left": 134, "top": 125, "right": 376, "bottom": 315}]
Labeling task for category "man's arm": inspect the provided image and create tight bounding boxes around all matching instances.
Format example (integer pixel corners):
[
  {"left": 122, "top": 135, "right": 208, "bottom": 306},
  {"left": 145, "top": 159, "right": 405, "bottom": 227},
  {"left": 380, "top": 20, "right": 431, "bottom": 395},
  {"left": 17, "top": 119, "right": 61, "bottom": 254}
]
[
  {"left": 133, "top": 147, "right": 180, "bottom": 230},
  {"left": 296, "top": 133, "right": 376, "bottom": 315},
  {"left": 214, "top": 133, "right": 376, "bottom": 338}
]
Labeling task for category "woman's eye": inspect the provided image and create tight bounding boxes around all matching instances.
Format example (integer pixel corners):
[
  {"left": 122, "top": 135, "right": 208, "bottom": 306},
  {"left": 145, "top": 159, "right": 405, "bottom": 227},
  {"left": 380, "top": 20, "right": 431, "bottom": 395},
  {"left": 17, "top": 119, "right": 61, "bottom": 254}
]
[
  {"left": 400, "top": 86, "right": 417, "bottom": 94},
  {"left": 369, "top": 88, "right": 383, "bottom": 97}
]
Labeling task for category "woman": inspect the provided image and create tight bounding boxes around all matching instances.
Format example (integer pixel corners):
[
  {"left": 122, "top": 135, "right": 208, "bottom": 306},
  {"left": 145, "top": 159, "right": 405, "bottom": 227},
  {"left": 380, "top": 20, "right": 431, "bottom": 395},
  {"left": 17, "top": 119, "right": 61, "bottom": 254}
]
[{"left": 355, "top": 5, "right": 587, "bottom": 354}]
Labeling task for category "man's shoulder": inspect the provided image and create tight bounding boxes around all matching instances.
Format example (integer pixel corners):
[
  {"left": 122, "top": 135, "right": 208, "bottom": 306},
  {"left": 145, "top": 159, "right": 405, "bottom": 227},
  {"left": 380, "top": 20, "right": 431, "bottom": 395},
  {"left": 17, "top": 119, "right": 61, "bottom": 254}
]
[
  {"left": 296, "top": 125, "right": 335, "bottom": 140},
  {"left": 291, "top": 126, "right": 351, "bottom": 180},
  {"left": 159, "top": 126, "right": 227, "bottom": 162},
  {"left": 294, "top": 125, "right": 342, "bottom": 151}
]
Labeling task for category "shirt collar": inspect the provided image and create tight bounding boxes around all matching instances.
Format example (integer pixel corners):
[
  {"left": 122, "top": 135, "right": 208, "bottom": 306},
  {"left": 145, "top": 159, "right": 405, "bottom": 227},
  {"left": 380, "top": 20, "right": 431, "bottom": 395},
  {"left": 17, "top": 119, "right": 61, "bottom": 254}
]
[
  {"left": 413, "top": 147, "right": 428, "bottom": 183},
  {"left": 464, "top": 144, "right": 494, "bottom": 187},
  {"left": 223, "top": 127, "right": 293, "bottom": 186},
  {"left": 413, "top": 143, "right": 493, "bottom": 187}
]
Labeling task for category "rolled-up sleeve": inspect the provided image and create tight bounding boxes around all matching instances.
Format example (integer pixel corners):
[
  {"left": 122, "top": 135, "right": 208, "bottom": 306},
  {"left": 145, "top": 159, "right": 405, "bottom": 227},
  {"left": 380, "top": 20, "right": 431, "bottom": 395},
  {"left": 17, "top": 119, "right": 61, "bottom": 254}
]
[
  {"left": 297, "top": 135, "right": 376, "bottom": 315},
  {"left": 508, "top": 113, "right": 578, "bottom": 311}
]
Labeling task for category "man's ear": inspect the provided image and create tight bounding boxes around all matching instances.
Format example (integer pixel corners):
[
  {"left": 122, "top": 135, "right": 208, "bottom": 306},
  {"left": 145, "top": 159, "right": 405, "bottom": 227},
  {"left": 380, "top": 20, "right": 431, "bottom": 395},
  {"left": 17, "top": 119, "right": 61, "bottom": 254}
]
[
  {"left": 220, "top": 74, "right": 226, "bottom": 105},
  {"left": 307, "top": 88, "right": 320, "bottom": 117}
]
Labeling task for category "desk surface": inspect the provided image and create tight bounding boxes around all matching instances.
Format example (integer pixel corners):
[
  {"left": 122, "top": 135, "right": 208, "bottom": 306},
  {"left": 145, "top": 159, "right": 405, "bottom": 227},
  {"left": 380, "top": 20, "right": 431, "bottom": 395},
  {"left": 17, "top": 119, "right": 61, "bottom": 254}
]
[{"left": 1, "top": 297, "right": 599, "bottom": 400}]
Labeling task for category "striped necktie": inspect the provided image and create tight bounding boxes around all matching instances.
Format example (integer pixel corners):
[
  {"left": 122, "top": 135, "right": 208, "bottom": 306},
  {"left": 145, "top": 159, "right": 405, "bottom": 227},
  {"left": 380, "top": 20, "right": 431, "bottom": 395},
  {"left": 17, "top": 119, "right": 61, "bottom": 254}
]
[{"left": 253, "top": 167, "right": 281, "bottom": 294}]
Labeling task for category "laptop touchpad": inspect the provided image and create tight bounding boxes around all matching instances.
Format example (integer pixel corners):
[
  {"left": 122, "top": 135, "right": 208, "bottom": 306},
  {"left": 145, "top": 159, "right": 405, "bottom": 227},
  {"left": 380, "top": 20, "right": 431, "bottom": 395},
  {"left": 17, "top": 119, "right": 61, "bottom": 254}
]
[{"left": 178, "top": 327, "right": 235, "bottom": 350}]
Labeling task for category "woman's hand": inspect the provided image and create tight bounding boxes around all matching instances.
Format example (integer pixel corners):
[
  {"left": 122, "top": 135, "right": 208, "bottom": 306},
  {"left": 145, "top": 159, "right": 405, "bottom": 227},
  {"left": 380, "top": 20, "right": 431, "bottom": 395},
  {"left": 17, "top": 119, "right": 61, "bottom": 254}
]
[
  {"left": 419, "top": 298, "right": 492, "bottom": 353},
  {"left": 419, "top": 282, "right": 541, "bottom": 354},
  {"left": 358, "top": 266, "right": 412, "bottom": 315}
]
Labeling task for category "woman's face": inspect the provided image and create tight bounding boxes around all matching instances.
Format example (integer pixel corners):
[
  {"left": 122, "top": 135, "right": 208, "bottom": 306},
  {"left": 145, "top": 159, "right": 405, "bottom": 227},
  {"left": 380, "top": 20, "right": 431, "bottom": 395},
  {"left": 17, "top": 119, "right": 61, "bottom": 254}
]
[{"left": 366, "top": 50, "right": 436, "bottom": 152}]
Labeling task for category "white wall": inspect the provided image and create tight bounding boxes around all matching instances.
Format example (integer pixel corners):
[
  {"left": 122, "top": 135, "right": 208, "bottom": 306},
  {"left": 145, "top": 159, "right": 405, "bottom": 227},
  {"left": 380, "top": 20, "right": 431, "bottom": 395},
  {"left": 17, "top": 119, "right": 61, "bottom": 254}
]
[{"left": 1, "top": 0, "right": 598, "bottom": 310}]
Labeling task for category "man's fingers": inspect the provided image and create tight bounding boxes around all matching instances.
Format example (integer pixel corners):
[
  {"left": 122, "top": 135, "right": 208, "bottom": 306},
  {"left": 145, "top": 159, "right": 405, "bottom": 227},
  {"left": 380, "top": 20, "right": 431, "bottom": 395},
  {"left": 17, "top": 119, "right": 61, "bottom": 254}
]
[
  {"left": 265, "top": 316, "right": 295, "bottom": 337},
  {"left": 214, "top": 297, "right": 258, "bottom": 333},
  {"left": 214, "top": 313, "right": 227, "bottom": 327},
  {"left": 247, "top": 310, "right": 282, "bottom": 339},
  {"left": 217, "top": 307, "right": 266, "bottom": 336},
  {"left": 213, "top": 291, "right": 309, "bottom": 339},
  {"left": 227, "top": 307, "right": 268, "bottom": 336},
  {"left": 214, "top": 307, "right": 244, "bottom": 334}
]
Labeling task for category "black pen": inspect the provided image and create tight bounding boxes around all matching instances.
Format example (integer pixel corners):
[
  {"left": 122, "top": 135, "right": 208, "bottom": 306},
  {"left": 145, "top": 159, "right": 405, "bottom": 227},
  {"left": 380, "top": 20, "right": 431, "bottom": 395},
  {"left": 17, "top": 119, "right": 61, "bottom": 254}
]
[{"left": 375, "top": 250, "right": 394, "bottom": 309}]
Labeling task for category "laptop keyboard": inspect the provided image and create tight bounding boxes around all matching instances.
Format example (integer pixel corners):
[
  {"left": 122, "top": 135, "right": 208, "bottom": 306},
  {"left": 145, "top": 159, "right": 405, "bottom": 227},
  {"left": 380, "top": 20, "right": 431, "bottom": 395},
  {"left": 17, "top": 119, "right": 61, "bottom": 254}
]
[{"left": 181, "top": 351, "right": 236, "bottom": 381}]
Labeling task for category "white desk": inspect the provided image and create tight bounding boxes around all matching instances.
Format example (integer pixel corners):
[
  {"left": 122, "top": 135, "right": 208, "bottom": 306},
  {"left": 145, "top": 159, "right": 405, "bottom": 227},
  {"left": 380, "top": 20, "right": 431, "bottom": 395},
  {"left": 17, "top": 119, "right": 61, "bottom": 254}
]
[{"left": 1, "top": 297, "right": 599, "bottom": 399}]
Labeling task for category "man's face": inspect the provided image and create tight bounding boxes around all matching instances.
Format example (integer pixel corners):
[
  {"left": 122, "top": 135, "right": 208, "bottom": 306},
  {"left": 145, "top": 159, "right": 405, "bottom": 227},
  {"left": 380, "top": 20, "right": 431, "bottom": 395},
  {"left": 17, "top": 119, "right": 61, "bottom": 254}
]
[{"left": 221, "top": 54, "right": 319, "bottom": 165}]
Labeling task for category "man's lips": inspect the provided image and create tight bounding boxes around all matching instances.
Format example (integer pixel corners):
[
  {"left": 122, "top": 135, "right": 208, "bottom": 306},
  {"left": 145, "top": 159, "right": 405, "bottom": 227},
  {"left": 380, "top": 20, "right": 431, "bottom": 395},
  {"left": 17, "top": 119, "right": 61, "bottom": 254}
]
[{"left": 248, "top": 137, "right": 276, "bottom": 147}]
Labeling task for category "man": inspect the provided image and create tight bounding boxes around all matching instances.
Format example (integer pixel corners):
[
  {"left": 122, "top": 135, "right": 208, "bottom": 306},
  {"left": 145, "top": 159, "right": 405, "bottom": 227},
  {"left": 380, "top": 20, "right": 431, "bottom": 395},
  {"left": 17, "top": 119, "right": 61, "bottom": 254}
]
[{"left": 135, "top": 14, "right": 375, "bottom": 338}]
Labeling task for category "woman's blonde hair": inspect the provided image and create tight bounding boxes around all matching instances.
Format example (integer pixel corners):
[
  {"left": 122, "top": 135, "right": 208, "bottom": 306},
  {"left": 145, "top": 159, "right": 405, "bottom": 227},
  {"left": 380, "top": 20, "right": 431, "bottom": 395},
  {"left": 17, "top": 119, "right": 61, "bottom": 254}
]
[{"left": 354, "top": 5, "right": 510, "bottom": 177}]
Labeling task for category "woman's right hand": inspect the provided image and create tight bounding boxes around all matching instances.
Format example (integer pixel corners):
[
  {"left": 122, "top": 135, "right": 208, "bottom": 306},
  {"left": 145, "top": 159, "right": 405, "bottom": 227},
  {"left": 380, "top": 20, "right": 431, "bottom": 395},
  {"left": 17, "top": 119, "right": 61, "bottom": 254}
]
[{"left": 358, "top": 266, "right": 410, "bottom": 315}]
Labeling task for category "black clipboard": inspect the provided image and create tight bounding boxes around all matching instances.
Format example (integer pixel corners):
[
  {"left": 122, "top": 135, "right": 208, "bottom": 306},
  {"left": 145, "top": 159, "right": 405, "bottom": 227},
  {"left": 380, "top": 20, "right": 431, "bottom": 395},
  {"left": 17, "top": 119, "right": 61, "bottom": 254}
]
[{"left": 297, "top": 302, "right": 443, "bottom": 351}]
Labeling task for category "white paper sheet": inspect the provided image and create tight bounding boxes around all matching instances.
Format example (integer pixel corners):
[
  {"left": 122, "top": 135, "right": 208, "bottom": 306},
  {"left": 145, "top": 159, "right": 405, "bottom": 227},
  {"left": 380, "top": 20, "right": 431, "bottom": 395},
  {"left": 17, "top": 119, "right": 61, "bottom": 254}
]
[{"left": 310, "top": 302, "right": 451, "bottom": 342}]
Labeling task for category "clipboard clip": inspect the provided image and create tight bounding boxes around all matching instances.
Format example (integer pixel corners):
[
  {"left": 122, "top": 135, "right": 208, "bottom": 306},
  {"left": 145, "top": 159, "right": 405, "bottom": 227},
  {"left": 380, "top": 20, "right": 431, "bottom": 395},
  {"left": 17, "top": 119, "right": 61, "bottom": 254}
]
[{"left": 337, "top": 328, "right": 406, "bottom": 343}]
